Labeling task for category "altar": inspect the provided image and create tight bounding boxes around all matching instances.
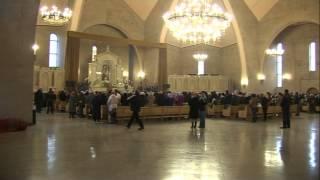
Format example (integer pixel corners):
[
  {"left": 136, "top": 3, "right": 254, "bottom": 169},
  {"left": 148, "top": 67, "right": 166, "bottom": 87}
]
[
  {"left": 87, "top": 47, "right": 130, "bottom": 91},
  {"left": 168, "top": 75, "right": 230, "bottom": 92}
]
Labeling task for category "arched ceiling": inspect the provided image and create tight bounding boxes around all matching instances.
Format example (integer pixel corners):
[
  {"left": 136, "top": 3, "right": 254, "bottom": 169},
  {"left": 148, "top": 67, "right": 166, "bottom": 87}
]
[
  {"left": 123, "top": 0, "right": 279, "bottom": 22},
  {"left": 123, "top": 0, "right": 158, "bottom": 21}
]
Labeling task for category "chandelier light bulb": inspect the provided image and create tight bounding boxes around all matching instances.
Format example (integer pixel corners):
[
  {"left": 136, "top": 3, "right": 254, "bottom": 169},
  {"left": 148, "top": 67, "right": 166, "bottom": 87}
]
[
  {"left": 257, "top": 73, "right": 266, "bottom": 80},
  {"left": 265, "top": 48, "right": 285, "bottom": 56}
]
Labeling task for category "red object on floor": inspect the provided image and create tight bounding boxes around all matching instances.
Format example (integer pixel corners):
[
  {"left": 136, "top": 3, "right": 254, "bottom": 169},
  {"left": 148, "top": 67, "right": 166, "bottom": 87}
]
[{"left": 0, "top": 118, "right": 28, "bottom": 133}]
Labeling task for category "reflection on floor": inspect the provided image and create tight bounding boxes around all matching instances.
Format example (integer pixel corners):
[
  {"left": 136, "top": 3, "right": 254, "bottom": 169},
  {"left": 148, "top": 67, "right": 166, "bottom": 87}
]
[{"left": 0, "top": 113, "right": 319, "bottom": 180}]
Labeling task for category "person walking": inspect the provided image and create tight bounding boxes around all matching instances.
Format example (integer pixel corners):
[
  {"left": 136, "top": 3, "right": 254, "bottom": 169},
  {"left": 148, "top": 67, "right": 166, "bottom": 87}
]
[
  {"left": 68, "top": 91, "right": 77, "bottom": 118},
  {"left": 249, "top": 94, "right": 259, "bottom": 122},
  {"left": 127, "top": 91, "right": 144, "bottom": 130},
  {"left": 188, "top": 92, "right": 199, "bottom": 129},
  {"left": 198, "top": 92, "right": 208, "bottom": 128},
  {"left": 280, "top": 89, "right": 291, "bottom": 129}
]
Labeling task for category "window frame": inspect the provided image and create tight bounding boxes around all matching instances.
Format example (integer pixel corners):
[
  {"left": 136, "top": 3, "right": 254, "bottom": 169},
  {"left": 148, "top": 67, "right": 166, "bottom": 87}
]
[{"left": 49, "top": 33, "right": 59, "bottom": 68}]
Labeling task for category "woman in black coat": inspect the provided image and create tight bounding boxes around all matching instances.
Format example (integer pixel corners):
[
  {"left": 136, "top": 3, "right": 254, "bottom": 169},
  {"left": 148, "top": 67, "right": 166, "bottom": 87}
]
[{"left": 188, "top": 92, "right": 199, "bottom": 129}]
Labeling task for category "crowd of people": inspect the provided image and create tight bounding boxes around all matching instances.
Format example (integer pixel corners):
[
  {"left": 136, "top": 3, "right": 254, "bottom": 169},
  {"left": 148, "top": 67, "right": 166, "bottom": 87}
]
[{"left": 34, "top": 88, "right": 320, "bottom": 130}]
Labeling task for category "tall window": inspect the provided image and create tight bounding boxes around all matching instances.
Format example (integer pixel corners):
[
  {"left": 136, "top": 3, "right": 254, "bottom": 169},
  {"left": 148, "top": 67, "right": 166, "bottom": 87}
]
[
  {"left": 49, "top": 33, "right": 59, "bottom": 67},
  {"left": 309, "top": 42, "right": 316, "bottom": 71},
  {"left": 92, "top": 46, "right": 97, "bottom": 62},
  {"left": 276, "top": 43, "right": 283, "bottom": 87},
  {"left": 198, "top": 60, "right": 205, "bottom": 75}
]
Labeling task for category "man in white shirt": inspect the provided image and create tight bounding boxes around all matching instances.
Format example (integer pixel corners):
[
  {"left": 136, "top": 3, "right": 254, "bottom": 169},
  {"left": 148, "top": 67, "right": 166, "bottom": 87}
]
[{"left": 107, "top": 90, "right": 119, "bottom": 124}]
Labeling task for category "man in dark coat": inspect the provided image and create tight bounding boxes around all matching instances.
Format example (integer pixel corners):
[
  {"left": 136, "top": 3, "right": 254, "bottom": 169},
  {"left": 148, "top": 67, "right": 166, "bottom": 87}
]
[
  {"left": 46, "top": 88, "right": 56, "bottom": 114},
  {"left": 188, "top": 92, "right": 199, "bottom": 129},
  {"left": 281, "top": 89, "right": 291, "bottom": 129},
  {"left": 127, "top": 91, "right": 144, "bottom": 130},
  {"left": 34, "top": 88, "right": 43, "bottom": 113},
  {"left": 92, "top": 92, "right": 101, "bottom": 122},
  {"left": 198, "top": 92, "right": 208, "bottom": 128},
  {"left": 261, "top": 93, "right": 270, "bottom": 121}
]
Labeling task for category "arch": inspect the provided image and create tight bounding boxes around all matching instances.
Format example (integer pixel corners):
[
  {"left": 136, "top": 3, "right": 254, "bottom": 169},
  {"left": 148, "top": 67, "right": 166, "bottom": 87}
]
[
  {"left": 260, "top": 20, "right": 319, "bottom": 72},
  {"left": 307, "top": 87, "right": 318, "bottom": 94},
  {"left": 159, "top": 0, "right": 248, "bottom": 84},
  {"left": 82, "top": 23, "right": 143, "bottom": 75}
]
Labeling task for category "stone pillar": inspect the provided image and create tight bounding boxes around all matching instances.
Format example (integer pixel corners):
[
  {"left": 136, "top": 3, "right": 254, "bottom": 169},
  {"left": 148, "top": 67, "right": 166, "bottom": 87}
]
[
  {"left": 0, "top": 0, "right": 39, "bottom": 123},
  {"left": 158, "top": 48, "right": 168, "bottom": 90},
  {"left": 128, "top": 45, "right": 135, "bottom": 82}
]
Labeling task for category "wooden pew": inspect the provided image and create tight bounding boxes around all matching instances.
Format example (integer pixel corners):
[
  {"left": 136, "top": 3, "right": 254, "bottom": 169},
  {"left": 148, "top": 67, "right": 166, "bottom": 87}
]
[
  {"left": 222, "top": 105, "right": 241, "bottom": 118},
  {"left": 207, "top": 105, "right": 223, "bottom": 117}
]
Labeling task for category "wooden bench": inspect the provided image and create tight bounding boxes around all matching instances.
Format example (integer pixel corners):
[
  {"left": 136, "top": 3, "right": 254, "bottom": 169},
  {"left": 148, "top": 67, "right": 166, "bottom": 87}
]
[
  {"left": 222, "top": 105, "right": 242, "bottom": 118},
  {"left": 117, "top": 106, "right": 190, "bottom": 120},
  {"left": 238, "top": 105, "right": 297, "bottom": 120},
  {"left": 207, "top": 105, "right": 223, "bottom": 117}
]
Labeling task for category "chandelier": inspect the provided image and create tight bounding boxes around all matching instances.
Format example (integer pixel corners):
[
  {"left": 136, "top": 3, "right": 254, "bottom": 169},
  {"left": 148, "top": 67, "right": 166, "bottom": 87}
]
[
  {"left": 163, "top": 0, "right": 232, "bottom": 44},
  {"left": 40, "top": 6, "right": 72, "bottom": 25},
  {"left": 265, "top": 48, "right": 285, "bottom": 56},
  {"left": 193, "top": 53, "right": 208, "bottom": 61}
]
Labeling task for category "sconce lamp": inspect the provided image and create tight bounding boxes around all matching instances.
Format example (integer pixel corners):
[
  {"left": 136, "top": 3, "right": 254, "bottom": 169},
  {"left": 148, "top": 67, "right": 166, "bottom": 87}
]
[
  {"left": 241, "top": 78, "right": 249, "bottom": 88},
  {"left": 32, "top": 43, "right": 39, "bottom": 55},
  {"left": 282, "top": 73, "right": 292, "bottom": 80},
  {"left": 137, "top": 71, "right": 146, "bottom": 79},
  {"left": 257, "top": 73, "right": 266, "bottom": 83},
  {"left": 122, "top": 70, "right": 129, "bottom": 78}
]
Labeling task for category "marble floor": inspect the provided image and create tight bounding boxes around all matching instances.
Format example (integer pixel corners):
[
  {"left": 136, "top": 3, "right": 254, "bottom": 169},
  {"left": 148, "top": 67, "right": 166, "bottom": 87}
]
[{"left": 0, "top": 113, "right": 319, "bottom": 180}]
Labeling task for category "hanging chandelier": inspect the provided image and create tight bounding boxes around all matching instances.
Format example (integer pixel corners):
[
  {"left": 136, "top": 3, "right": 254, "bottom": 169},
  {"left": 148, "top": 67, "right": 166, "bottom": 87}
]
[
  {"left": 163, "top": 0, "right": 232, "bottom": 44},
  {"left": 40, "top": 6, "right": 72, "bottom": 25},
  {"left": 193, "top": 53, "right": 208, "bottom": 61}
]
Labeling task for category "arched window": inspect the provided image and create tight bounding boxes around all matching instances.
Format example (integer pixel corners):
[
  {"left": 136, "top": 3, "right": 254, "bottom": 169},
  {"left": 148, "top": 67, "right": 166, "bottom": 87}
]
[
  {"left": 276, "top": 43, "right": 283, "bottom": 87},
  {"left": 198, "top": 60, "right": 205, "bottom": 75},
  {"left": 49, "top": 33, "right": 59, "bottom": 67},
  {"left": 92, "top": 46, "right": 97, "bottom": 62},
  {"left": 309, "top": 42, "right": 316, "bottom": 71}
]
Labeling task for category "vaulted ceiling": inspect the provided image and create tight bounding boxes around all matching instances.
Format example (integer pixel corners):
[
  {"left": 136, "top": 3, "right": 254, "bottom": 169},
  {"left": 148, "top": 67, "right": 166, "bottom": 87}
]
[
  {"left": 123, "top": 0, "right": 158, "bottom": 21},
  {"left": 123, "top": 0, "right": 280, "bottom": 21}
]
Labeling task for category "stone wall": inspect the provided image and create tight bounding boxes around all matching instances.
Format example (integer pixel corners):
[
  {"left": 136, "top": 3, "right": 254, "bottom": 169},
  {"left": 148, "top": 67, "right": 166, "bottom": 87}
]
[
  {"left": 0, "top": 0, "right": 39, "bottom": 123},
  {"left": 263, "top": 23, "right": 319, "bottom": 92}
]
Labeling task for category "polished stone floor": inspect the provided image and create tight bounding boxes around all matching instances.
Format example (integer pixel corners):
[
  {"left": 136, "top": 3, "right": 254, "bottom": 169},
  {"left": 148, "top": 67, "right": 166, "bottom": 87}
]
[{"left": 0, "top": 113, "right": 319, "bottom": 180}]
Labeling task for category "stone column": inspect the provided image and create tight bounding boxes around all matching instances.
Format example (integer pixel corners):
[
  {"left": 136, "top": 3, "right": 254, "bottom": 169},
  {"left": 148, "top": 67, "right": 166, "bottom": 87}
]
[{"left": 0, "top": 0, "right": 39, "bottom": 123}]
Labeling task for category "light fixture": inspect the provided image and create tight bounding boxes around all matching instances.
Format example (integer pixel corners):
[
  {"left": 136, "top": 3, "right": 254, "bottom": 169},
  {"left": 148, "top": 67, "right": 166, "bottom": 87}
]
[
  {"left": 257, "top": 73, "right": 266, "bottom": 83},
  {"left": 163, "top": 0, "right": 233, "bottom": 44},
  {"left": 122, "top": 71, "right": 129, "bottom": 78},
  {"left": 193, "top": 53, "right": 208, "bottom": 75},
  {"left": 241, "top": 78, "right": 248, "bottom": 88},
  {"left": 137, "top": 71, "right": 146, "bottom": 79},
  {"left": 32, "top": 43, "right": 39, "bottom": 55},
  {"left": 282, "top": 73, "right": 292, "bottom": 80},
  {"left": 265, "top": 48, "right": 285, "bottom": 56},
  {"left": 40, "top": 5, "right": 72, "bottom": 25},
  {"left": 193, "top": 53, "right": 208, "bottom": 61}
]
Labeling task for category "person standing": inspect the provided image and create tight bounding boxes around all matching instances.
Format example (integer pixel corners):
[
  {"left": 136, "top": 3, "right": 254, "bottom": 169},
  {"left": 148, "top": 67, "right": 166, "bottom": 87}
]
[
  {"left": 198, "top": 92, "right": 208, "bottom": 128},
  {"left": 46, "top": 88, "right": 56, "bottom": 114},
  {"left": 261, "top": 93, "right": 270, "bottom": 121},
  {"left": 68, "top": 91, "right": 77, "bottom": 118},
  {"left": 280, "top": 89, "right": 291, "bottom": 129},
  {"left": 188, "top": 92, "right": 199, "bottom": 129},
  {"left": 34, "top": 88, "right": 43, "bottom": 113},
  {"left": 92, "top": 92, "right": 101, "bottom": 122},
  {"left": 127, "top": 91, "right": 144, "bottom": 130},
  {"left": 107, "top": 90, "right": 118, "bottom": 124},
  {"left": 294, "top": 92, "right": 301, "bottom": 116},
  {"left": 249, "top": 94, "right": 259, "bottom": 122}
]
